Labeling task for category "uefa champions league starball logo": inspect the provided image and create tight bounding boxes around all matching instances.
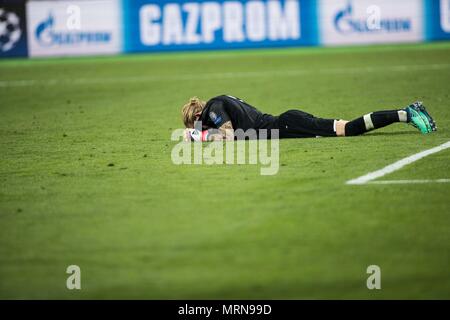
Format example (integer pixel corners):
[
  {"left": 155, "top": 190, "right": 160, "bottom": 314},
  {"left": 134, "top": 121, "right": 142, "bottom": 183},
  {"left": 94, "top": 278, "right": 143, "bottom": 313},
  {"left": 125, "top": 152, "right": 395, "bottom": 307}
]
[{"left": 0, "top": 8, "right": 22, "bottom": 52}]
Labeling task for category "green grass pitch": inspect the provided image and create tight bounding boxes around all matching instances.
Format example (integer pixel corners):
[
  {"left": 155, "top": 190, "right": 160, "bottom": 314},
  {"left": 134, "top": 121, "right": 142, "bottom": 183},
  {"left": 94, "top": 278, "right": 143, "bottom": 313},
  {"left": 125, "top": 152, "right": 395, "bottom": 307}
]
[{"left": 0, "top": 42, "right": 449, "bottom": 299}]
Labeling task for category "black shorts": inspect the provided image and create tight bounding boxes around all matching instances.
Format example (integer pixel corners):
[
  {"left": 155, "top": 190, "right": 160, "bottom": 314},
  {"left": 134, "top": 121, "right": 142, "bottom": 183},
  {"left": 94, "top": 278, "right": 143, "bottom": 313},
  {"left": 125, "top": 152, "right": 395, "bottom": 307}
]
[{"left": 277, "top": 110, "right": 337, "bottom": 138}]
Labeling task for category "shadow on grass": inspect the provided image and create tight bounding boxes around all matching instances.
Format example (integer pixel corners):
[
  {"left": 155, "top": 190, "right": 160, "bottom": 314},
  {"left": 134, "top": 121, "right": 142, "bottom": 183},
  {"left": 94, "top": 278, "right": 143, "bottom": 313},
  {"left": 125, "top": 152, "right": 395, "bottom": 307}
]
[{"left": 365, "top": 131, "right": 417, "bottom": 137}]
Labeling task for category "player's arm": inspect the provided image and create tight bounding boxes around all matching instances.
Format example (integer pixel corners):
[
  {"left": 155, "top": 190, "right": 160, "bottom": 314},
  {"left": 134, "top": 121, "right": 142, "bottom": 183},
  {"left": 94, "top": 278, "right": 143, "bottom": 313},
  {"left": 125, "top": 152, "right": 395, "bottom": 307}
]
[
  {"left": 209, "top": 121, "right": 234, "bottom": 141},
  {"left": 204, "top": 101, "right": 234, "bottom": 141},
  {"left": 184, "top": 121, "right": 234, "bottom": 142}
]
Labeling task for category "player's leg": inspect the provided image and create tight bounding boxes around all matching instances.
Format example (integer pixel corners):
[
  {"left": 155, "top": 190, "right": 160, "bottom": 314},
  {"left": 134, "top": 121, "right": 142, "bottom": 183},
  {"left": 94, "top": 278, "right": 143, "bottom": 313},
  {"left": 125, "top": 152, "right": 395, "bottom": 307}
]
[
  {"left": 335, "top": 120, "right": 348, "bottom": 136},
  {"left": 344, "top": 102, "right": 436, "bottom": 136},
  {"left": 277, "top": 102, "right": 436, "bottom": 139},
  {"left": 344, "top": 109, "right": 407, "bottom": 136},
  {"left": 278, "top": 110, "right": 338, "bottom": 138}
]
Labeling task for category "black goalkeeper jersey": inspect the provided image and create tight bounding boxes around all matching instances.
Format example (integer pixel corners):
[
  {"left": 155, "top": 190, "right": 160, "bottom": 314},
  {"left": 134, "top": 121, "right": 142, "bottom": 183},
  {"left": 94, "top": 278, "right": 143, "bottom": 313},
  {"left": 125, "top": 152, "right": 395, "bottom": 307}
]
[{"left": 200, "top": 95, "right": 278, "bottom": 131}]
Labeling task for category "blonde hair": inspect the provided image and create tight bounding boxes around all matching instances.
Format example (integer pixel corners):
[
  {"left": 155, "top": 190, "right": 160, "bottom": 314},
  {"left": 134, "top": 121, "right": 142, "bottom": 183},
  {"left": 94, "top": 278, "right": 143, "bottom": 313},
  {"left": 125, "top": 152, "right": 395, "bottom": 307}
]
[{"left": 181, "top": 97, "right": 206, "bottom": 128}]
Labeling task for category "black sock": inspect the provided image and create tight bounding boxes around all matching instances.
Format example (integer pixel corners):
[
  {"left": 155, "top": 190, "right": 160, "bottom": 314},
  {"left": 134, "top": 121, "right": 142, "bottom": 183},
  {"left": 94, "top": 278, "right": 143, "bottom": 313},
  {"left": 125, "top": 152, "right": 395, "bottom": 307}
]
[{"left": 345, "top": 109, "right": 408, "bottom": 136}]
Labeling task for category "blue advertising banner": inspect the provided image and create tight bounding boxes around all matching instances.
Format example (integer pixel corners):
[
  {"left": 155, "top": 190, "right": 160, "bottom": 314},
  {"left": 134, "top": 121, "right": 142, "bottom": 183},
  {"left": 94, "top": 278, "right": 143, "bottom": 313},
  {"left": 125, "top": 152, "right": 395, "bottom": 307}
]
[
  {"left": 424, "top": 0, "right": 450, "bottom": 40},
  {"left": 318, "top": 0, "right": 424, "bottom": 46},
  {"left": 26, "top": 0, "right": 122, "bottom": 57},
  {"left": 122, "top": 0, "right": 319, "bottom": 53},
  {"left": 1, "top": 0, "right": 449, "bottom": 58},
  {"left": 0, "top": 0, "right": 28, "bottom": 57}
]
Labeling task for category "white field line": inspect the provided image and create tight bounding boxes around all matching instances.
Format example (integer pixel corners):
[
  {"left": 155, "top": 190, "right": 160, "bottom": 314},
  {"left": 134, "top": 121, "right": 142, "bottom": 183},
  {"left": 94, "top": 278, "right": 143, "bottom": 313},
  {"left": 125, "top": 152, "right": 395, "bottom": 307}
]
[
  {"left": 1, "top": 63, "right": 450, "bottom": 88},
  {"left": 368, "top": 179, "right": 450, "bottom": 184},
  {"left": 346, "top": 141, "right": 450, "bottom": 185}
]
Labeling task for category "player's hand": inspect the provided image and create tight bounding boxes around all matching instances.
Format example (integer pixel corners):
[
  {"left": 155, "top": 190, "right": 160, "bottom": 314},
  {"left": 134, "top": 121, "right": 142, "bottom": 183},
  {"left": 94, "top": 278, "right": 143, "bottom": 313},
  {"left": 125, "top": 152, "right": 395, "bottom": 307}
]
[
  {"left": 184, "top": 128, "right": 200, "bottom": 142},
  {"left": 184, "top": 129, "right": 208, "bottom": 142}
]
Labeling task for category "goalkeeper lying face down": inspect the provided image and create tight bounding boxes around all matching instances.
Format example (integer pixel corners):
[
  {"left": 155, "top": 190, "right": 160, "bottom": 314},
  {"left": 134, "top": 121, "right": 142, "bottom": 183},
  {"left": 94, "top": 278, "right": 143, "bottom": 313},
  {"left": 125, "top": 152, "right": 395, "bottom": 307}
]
[{"left": 182, "top": 95, "right": 436, "bottom": 141}]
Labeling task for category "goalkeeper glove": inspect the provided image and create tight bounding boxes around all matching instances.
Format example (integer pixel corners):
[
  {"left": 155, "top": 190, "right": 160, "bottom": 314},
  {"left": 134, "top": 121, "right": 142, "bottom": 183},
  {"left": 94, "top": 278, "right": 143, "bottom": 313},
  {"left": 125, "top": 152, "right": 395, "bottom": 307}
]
[{"left": 185, "top": 129, "right": 209, "bottom": 142}]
